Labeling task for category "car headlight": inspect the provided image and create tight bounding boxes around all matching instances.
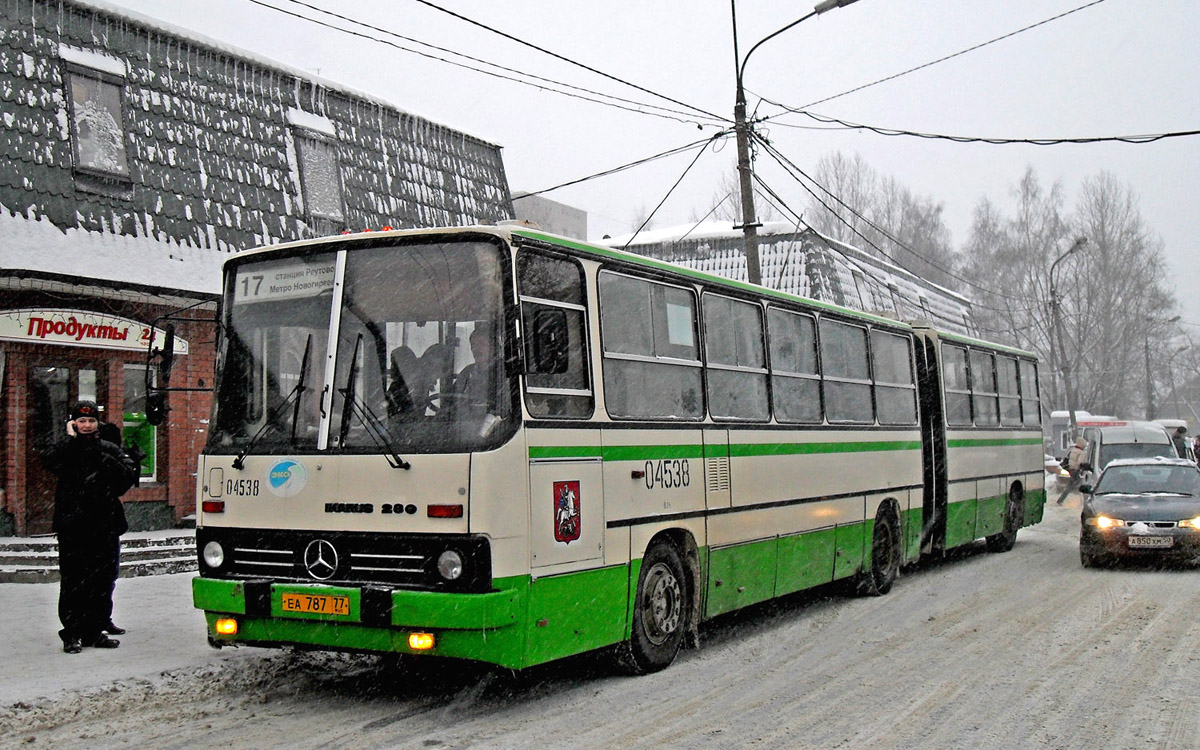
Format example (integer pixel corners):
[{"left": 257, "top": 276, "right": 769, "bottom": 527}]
[
  {"left": 1179, "top": 516, "right": 1200, "bottom": 529},
  {"left": 437, "top": 550, "right": 464, "bottom": 580},
  {"left": 202, "top": 540, "right": 225, "bottom": 568},
  {"left": 1086, "top": 515, "right": 1125, "bottom": 529}
]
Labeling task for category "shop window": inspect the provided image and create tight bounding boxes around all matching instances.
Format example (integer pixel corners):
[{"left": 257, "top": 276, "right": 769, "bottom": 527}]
[{"left": 124, "top": 364, "right": 156, "bottom": 481}]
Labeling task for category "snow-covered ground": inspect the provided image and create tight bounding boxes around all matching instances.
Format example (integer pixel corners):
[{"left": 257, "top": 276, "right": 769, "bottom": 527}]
[{"left": 5, "top": 492, "right": 1200, "bottom": 749}]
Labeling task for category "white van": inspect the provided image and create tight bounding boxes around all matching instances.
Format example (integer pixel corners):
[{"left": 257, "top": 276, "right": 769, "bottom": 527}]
[{"left": 1081, "top": 421, "right": 1178, "bottom": 482}]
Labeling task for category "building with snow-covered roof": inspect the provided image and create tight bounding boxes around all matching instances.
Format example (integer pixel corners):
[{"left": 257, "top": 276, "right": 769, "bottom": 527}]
[
  {"left": 0, "top": 0, "right": 514, "bottom": 536},
  {"left": 603, "top": 221, "right": 976, "bottom": 336}
]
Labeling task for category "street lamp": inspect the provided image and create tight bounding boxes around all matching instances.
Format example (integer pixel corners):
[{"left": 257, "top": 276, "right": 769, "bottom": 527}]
[
  {"left": 1145, "top": 315, "right": 1183, "bottom": 420},
  {"left": 1049, "top": 236, "right": 1087, "bottom": 440},
  {"left": 732, "top": 0, "right": 861, "bottom": 285}
]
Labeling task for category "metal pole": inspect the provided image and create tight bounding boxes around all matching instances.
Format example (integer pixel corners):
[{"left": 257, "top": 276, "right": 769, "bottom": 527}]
[
  {"left": 1050, "top": 237, "right": 1086, "bottom": 441},
  {"left": 1145, "top": 336, "right": 1155, "bottom": 420}
]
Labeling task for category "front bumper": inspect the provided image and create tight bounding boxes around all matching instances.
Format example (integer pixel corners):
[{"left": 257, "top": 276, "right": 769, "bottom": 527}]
[
  {"left": 193, "top": 576, "right": 527, "bottom": 667},
  {"left": 1080, "top": 528, "right": 1200, "bottom": 561}
]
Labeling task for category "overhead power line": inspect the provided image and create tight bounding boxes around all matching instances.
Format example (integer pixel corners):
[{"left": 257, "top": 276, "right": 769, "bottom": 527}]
[
  {"left": 773, "top": 111, "right": 1200, "bottom": 145},
  {"left": 752, "top": 134, "right": 1040, "bottom": 314},
  {"left": 244, "top": 0, "right": 726, "bottom": 126},
  {"left": 523, "top": 133, "right": 731, "bottom": 197},
  {"left": 412, "top": 0, "right": 728, "bottom": 124},
  {"left": 763, "top": 0, "right": 1110, "bottom": 115}
]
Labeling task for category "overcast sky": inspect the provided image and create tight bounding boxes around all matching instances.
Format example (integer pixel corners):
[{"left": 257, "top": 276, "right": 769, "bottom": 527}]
[{"left": 100, "top": 0, "right": 1200, "bottom": 325}]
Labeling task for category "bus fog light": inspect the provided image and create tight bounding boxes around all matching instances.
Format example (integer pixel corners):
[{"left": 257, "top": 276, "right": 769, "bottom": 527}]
[
  {"left": 202, "top": 541, "right": 225, "bottom": 568},
  {"left": 215, "top": 618, "right": 238, "bottom": 636},
  {"left": 409, "top": 632, "right": 435, "bottom": 650},
  {"left": 437, "top": 550, "right": 464, "bottom": 580}
]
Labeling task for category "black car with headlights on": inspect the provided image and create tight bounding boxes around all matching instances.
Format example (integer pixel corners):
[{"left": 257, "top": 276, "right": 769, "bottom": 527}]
[{"left": 1079, "top": 456, "right": 1200, "bottom": 568}]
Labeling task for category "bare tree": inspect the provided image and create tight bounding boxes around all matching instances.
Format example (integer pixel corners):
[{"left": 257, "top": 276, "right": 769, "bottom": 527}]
[
  {"left": 804, "top": 152, "right": 958, "bottom": 289},
  {"left": 960, "top": 168, "right": 1179, "bottom": 419}
]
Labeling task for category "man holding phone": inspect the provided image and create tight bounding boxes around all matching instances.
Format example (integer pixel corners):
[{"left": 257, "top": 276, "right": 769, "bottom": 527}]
[{"left": 41, "top": 400, "right": 138, "bottom": 654}]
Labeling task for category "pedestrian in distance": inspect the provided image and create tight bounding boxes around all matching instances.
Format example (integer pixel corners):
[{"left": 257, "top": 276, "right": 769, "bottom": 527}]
[
  {"left": 40, "top": 400, "right": 139, "bottom": 654},
  {"left": 1171, "top": 425, "right": 1188, "bottom": 458},
  {"left": 1055, "top": 436, "right": 1089, "bottom": 505}
]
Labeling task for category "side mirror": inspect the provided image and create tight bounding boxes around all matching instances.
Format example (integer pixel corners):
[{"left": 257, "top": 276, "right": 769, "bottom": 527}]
[
  {"left": 158, "top": 323, "right": 176, "bottom": 385},
  {"left": 1078, "top": 484, "right": 1093, "bottom": 495},
  {"left": 528, "top": 309, "right": 569, "bottom": 375},
  {"left": 145, "top": 391, "right": 168, "bottom": 426}
]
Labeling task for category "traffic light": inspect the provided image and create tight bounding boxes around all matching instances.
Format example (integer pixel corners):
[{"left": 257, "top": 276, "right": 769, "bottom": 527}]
[{"left": 146, "top": 391, "right": 168, "bottom": 426}]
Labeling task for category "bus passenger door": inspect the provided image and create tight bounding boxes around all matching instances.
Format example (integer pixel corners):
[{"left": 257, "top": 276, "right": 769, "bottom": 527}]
[{"left": 703, "top": 429, "right": 731, "bottom": 509}]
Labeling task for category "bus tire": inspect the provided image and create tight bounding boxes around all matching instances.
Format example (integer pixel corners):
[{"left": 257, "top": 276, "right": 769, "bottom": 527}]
[
  {"left": 985, "top": 489, "right": 1023, "bottom": 553},
  {"left": 617, "top": 542, "right": 688, "bottom": 675},
  {"left": 857, "top": 509, "right": 900, "bottom": 597}
]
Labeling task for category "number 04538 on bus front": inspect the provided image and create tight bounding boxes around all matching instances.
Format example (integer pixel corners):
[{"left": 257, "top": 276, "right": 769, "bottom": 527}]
[{"left": 188, "top": 224, "right": 1045, "bottom": 674}]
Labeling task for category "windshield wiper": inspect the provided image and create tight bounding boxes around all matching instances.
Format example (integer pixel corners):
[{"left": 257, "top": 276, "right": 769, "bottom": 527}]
[
  {"left": 337, "top": 334, "right": 411, "bottom": 470},
  {"left": 232, "top": 334, "right": 312, "bottom": 471}
]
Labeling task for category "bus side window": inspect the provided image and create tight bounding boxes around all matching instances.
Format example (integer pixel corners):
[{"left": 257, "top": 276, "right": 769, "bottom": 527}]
[
  {"left": 1018, "top": 360, "right": 1040, "bottom": 427},
  {"left": 599, "top": 272, "right": 702, "bottom": 420},
  {"left": 819, "top": 318, "right": 873, "bottom": 423},
  {"left": 871, "top": 330, "right": 917, "bottom": 425},
  {"left": 517, "top": 252, "right": 593, "bottom": 419},
  {"left": 997, "top": 356, "right": 1022, "bottom": 426},
  {"left": 768, "top": 307, "right": 821, "bottom": 424},
  {"left": 941, "top": 343, "right": 972, "bottom": 426},
  {"left": 703, "top": 293, "right": 768, "bottom": 421},
  {"left": 970, "top": 350, "right": 999, "bottom": 426}
]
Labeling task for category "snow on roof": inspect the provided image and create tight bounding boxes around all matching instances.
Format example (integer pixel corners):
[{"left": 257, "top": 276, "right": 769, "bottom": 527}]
[
  {"left": 0, "top": 202, "right": 224, "bottom": 296},
  {"left": 78, "top": 0, "right": 499, "bottom": 148}
]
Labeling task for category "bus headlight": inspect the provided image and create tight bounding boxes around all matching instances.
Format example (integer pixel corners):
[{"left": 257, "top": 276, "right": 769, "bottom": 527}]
[
  {"left": 437, "top": 550, "right": 463, "bottom": 581},
  {"left": 202, "top": 541, "right": 225, "bottom": 568}
]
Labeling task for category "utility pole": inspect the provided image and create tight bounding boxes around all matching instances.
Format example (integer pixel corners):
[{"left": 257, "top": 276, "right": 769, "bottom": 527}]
[
  {"left": 1049, "top": 237, "right": 1087, "bottom": 441},
  {"left": 731, "top": 0, "right": 859, "bottom": 287},
  {"left": 1145, "top": 336, "right": 1155, "bottom": 420}
]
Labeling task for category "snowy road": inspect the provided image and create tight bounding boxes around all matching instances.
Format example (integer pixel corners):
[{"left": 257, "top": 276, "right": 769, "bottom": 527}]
[{"left": 5, "top": 497, "right": 1200, "bottom": 749}]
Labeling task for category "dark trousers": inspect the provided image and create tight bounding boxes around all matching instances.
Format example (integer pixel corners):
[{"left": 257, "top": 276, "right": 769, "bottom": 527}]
[{"left": 57, "top": 533, "right": 120, "bottom": 643}]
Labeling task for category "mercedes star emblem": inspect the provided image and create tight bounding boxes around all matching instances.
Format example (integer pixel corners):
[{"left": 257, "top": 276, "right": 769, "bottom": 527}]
[{"left": 303, "top": 539, "right": 338, "bottom": 580}]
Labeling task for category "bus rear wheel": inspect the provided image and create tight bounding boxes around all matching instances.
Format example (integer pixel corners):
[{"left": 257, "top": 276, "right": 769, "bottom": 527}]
[
  {"left": 857, "top": 510, "right": 900, "bottom": 597},
  {"left": 618, "top": 542, "right": 688, "bottom": 675},
  {"left": 986, "top": 490, "right": 1023, "bottom": 553}
]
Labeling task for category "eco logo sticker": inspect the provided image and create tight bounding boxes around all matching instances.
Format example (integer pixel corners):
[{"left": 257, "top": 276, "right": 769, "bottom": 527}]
[
  {"left": 267, "top": 459, "right": 308, "bottom": 498},
  {"left": 553, "top": 480, "right": 581, "bottom": 544}
]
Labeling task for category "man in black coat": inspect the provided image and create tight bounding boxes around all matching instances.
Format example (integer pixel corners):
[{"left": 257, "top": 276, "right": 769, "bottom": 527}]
[{"left": 41, "top": 400, "right": 138, "bottom": 654}]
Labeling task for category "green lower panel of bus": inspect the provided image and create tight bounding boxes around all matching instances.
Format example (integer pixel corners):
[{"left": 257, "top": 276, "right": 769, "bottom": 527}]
[
  {"left": 194, "top": 565, "right": 630, "bottom": 670},
  {"left": 1026, "top": 488, "right": 1046, "bottom": 526}
]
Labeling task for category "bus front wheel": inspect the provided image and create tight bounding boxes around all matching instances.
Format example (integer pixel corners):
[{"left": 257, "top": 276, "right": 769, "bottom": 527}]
[{"left": 618, "top": 542, "right": 688, "bottom": 675}]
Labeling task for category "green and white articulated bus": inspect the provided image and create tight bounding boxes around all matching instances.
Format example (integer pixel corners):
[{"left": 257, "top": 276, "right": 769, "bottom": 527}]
[{"left": 191, "top": 224, "right": 1045, "bottom": 674}]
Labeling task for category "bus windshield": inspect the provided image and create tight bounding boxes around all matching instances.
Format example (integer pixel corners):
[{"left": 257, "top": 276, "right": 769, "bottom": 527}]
[{"left": 209, "top": 239, "right": 513, "bottom": 454}]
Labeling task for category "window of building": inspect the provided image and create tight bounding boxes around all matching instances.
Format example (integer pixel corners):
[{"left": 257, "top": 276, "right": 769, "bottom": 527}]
[
  {"left": 599, "top": 272, "right": 702, "bottom": 420},
  {"left": 871, "top": 330, "right": 917, "bottom": 425},
  {"left": 942, "top": 344, "right": 972, "bottom": 426},
  {"left": 819, "top": 318, "right": 873, "bottom": 423},
  {"left": 767, "top": 307, "right": 821, "bottom": 424},
  {"left": 703, "top": 294, "right": 767, "bottom": 421},
  {"left": 61, "top": 47, "right": 130, "bottom": 182},
  {"left": 518, "top": 252, "right": 593, "bottom": 419},
  {"left": 287, "top": 109, "right": 345, "bottom": 234},
  {"left": 123, "top": 363, "right": 156, "bottom": 480},
  {"left": 888, "top": 284, "right": 905, "bottom": 319}
]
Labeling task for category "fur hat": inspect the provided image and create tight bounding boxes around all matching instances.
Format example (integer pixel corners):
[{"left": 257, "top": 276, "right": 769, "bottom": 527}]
[{"left": 70, "top": 400, "right": 100, "bottom": 421}]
